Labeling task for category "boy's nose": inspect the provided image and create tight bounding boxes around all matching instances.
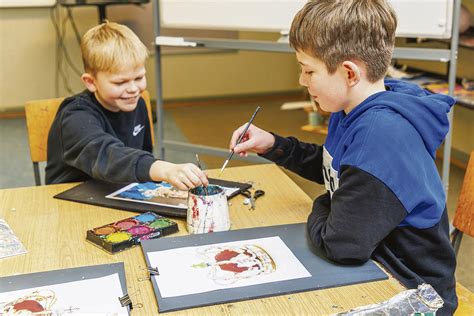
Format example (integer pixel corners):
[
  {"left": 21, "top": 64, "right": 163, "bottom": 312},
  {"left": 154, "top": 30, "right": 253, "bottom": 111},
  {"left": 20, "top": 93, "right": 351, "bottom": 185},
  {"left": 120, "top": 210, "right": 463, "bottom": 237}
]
[
  {"left": 299, "top": 73, "right": 308, "bottom": 87},
  {"left": 126, "top": 82, "right": 139, "bottom": 93}
]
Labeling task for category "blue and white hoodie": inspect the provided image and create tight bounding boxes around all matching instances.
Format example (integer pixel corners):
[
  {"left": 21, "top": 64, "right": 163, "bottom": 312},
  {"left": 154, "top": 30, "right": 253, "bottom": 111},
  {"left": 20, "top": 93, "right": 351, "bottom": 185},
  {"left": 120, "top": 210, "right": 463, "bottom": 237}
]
[{"left": 263, "top": 79, "right": 457, "bottom": 315}]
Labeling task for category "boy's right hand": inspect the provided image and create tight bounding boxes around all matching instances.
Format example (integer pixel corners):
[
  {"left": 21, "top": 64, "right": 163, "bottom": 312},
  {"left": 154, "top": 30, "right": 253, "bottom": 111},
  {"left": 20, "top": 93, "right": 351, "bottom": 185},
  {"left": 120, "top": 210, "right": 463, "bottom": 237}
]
[
  {"left": 229, "top": 124, "right": 275, "bottom": 157},
  {"left": 150, "top": 161, "right": 208, "bottom": 191}
]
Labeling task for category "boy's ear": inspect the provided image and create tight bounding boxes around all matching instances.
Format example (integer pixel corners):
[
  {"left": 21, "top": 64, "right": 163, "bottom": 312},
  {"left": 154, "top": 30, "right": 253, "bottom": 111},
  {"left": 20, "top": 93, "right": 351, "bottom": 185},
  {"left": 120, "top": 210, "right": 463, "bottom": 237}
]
[
  {"left": 341, "top": 61, "right": 361, "bottom": 86},
  {"left": 81, "top": 73, "right": 97, "bottom": 93}
]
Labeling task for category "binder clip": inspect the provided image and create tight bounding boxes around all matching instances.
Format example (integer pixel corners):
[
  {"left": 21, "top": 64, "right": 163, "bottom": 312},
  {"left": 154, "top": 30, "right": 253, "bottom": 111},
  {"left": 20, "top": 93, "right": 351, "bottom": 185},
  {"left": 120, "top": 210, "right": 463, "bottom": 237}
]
[
  {"left": 118, "top": 294, "right": 133, "bottom": 310},
  {"left": 118, "top": 290, "right": 142, "bottom": 310},
  {"left": 148, "top": 266, "right": 160, "bottom": 276},
  {"left": 137, "top": 265, "right": 159, "bottom": 281}
]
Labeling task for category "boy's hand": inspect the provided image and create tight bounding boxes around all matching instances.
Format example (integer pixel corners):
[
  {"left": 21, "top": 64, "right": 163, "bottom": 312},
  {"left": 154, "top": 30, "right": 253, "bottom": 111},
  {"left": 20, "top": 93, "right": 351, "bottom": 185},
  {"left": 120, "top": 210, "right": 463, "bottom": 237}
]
[
  {"left": 230, "top": 124, "right": 275, "bottom": 157},
  {"left": 150, "top": 161, "right": 209, "bottom": 190}
]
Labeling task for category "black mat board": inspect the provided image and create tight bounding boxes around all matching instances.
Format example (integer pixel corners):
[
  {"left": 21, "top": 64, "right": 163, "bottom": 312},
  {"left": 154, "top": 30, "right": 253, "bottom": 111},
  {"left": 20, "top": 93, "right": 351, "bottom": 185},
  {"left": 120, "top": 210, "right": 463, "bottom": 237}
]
[
  {"left": 0, "top": 263, "right": 129, "bottom": 313},
  {"left": 141, "top": 223, "right": 388, "bottom": 313},
  {"left": 54, "top": 179, "right": 251, "bottom": 218}
]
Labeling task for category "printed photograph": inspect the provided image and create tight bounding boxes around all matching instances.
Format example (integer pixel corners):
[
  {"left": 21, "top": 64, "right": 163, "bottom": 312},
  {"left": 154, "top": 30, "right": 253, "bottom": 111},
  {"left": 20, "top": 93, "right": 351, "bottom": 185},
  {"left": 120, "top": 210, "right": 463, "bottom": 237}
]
[{"left": 106, "top": 182, "right": 239, "bottom": 209}]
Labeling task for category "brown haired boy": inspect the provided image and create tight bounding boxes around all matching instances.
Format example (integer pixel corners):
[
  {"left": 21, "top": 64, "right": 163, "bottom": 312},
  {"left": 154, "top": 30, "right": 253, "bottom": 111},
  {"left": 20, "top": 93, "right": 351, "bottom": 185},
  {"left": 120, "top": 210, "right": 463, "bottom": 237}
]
[{"left": 229, "top": 1, "right": 457, "bottom": 314}]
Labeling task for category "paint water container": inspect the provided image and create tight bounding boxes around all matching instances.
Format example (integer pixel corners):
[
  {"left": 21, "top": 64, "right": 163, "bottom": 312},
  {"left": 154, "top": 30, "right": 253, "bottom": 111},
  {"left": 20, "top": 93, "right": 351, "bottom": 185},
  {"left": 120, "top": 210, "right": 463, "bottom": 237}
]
[{"left": 187, "top": 185, "right": 230, "bottom": 234}]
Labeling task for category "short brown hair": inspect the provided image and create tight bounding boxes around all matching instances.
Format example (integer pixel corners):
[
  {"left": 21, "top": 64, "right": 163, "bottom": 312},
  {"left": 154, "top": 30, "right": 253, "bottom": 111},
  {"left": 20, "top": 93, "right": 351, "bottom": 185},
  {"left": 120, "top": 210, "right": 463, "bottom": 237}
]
[
  {"left": 81, "top": 21, "right": 149, "bottom": 74},
  {"left": 289, "top": 0, "right": 397, "bottom": 82}
]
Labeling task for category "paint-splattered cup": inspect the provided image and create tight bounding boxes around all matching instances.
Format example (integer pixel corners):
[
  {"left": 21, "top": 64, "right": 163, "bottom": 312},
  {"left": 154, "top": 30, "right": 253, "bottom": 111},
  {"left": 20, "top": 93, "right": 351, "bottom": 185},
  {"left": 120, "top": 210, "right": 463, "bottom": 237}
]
[{"left": 187, "top": 185, "right": 230, "bottom": 234}]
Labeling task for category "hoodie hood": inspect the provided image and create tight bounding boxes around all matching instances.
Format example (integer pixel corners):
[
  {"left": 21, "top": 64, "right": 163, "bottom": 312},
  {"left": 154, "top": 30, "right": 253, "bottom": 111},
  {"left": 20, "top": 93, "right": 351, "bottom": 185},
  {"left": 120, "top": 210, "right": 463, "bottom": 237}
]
[
  {"left": 324, "top": 79, "right": 453, "bottom": 228},
  {"left": 342, "top": 79, "right": 454, "bottom": 158}
]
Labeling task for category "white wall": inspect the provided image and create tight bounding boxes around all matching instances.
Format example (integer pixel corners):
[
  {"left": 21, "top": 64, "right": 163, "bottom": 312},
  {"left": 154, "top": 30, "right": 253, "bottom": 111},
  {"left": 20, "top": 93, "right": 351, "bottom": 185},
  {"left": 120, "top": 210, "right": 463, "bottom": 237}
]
[{"left": 0, "top": 3, "right": 300, "bottom": 110}]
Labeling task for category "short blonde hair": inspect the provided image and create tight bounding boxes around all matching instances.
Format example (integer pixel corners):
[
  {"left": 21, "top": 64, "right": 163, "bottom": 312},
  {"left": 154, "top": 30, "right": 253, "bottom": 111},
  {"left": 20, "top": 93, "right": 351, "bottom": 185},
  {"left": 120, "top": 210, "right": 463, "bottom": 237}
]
[
  {"left": 290, "top": 0, "right": 397, "bottom": 82},
  {"left": 81, "top": 21, "right": 149, "bottom": 74}
]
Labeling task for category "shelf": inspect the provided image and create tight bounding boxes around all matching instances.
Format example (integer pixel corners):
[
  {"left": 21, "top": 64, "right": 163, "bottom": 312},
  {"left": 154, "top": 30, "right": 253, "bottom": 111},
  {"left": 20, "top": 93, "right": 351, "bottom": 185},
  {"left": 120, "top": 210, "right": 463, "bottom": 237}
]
[
  {"left": 155, "top": 36, "right": 453, "bottom": 61},
  {"left": 423, "top": 82, "right": 474, "bottom": 110},
  {"left": 156, "top": 37, "right": 293, "bottom": 53},
  {"left": 301, "top": 124, "right": 328, "bottom": 136},
  {"left": 423, "top": 35, "right": 474, "bottom": 51}
]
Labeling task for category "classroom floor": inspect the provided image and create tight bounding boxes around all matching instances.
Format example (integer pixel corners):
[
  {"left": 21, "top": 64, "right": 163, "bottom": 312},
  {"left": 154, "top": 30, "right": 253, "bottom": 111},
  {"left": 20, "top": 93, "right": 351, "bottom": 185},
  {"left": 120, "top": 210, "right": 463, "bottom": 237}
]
[{"left": 0, "top": 95, "right": 472, "bottom": 294}]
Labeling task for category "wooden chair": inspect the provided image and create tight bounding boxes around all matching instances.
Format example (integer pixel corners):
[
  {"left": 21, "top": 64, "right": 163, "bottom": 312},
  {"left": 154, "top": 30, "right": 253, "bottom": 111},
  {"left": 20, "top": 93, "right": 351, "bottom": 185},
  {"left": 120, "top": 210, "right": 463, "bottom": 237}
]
[
  {"left": 25, "top": 90, "right": 154, "bottom": 185},
  {"left": 451, "top": 150, "right": 474, "bottom": 255}
]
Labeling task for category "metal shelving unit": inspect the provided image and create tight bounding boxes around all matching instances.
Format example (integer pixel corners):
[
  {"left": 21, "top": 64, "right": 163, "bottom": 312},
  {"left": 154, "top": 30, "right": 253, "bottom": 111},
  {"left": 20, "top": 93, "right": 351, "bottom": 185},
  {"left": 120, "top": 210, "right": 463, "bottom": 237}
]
[{"left": 152, "top": 0, "right": 462, "bottom": 195}]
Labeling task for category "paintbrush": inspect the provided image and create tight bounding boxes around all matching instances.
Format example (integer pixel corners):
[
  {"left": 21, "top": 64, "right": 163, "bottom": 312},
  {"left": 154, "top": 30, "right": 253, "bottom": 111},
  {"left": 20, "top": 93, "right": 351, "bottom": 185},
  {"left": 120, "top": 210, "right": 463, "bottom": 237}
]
[
  {"left": 195, "top": 153, "right": 208, "bottom": 195},
  {"left": 219, "top": 106, "right": 261, "bottom": 176}
]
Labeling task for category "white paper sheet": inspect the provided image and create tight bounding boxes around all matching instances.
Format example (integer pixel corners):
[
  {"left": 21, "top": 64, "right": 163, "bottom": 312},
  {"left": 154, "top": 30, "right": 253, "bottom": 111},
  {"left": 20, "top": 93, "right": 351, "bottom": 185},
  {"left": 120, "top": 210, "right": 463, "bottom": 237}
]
[
  {"left": 148, "top": 236, "right": 311, "bottom": 298},
  {"left": 0, "top": 273, "right": 127, "bottom": 315}
]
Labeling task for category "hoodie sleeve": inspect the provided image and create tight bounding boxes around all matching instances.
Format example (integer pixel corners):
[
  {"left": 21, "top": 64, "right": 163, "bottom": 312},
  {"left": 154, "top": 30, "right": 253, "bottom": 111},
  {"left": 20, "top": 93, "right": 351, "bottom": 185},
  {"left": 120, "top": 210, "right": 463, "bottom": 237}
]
[
  {"left": 261, "top": 134, "right": 324, "bottom": 184},
  {"left": 58, "top": 105, "right": 157, "bottom": 183},
  {"left": 307, "top": 165, "right": 407, "bottom": 264}
]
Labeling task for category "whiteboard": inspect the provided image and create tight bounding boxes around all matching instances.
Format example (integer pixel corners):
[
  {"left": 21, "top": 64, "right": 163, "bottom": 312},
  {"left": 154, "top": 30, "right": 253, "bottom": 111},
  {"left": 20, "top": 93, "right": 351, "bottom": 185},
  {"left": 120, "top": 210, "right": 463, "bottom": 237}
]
[
  {"left": 160, "top": 0, "right": 454, "bottom": 39},
  {"left": 0, "top": 0, "right": 56, "bottom": 7}
]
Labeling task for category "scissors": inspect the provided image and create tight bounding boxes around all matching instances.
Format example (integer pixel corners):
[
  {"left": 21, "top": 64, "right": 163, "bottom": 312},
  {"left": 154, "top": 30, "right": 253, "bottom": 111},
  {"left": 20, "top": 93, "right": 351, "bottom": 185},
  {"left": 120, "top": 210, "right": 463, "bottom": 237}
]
[{"left": 241, "top": 189, "right": 265, "bottom": 210}]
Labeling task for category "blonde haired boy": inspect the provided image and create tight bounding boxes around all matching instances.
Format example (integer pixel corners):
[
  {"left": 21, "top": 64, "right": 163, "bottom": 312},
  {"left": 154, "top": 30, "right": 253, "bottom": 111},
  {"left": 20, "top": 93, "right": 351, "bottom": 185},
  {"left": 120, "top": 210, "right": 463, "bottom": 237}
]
[
  {"left": 229, "top": 1, "right": 457, "bottom": 314},
  {"left": 46, "top": 22, "right": 208, "bottom": 190}
]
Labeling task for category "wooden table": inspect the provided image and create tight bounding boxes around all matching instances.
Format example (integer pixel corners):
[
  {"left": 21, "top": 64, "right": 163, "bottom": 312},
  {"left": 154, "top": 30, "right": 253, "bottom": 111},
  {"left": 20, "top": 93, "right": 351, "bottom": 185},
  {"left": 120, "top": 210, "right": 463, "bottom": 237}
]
[{"left": 0, "top": 164, "right": 404, "bottom": 315}]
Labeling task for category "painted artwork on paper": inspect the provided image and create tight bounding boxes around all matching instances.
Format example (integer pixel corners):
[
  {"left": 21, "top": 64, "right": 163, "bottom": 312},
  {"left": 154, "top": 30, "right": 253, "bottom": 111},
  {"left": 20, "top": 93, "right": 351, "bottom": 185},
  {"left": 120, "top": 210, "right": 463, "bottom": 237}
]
[
  {"left": 0, "top": 274, "right": 127, "bottom": 315},
  {"left": 191, "top": 244, "right": 276, "bottom": 285},
  {"left": 1, "top": 289, "right": 58, "bottom": 314},
  {"left": 106, "top": 182, "right": 239, "bottom": 209},
  {"left": 0, "top": 219, "right": 27, "bottom": 259},
  {"left": 147, "top": 236, "right": 311, "bottom": 298}
]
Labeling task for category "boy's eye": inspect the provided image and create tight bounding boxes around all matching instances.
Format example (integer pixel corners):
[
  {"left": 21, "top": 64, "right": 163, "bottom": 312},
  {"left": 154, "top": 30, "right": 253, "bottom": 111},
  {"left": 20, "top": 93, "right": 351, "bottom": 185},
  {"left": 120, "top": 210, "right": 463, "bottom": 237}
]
[
  {"left": 113, "top": 81, "right": 126, "bottom": 85},
  {"left": 304, "top": 71, "right": 314, "bottom": 75},
  {"left": 135, "top": 76, "right": 144, "bottom": 81}
]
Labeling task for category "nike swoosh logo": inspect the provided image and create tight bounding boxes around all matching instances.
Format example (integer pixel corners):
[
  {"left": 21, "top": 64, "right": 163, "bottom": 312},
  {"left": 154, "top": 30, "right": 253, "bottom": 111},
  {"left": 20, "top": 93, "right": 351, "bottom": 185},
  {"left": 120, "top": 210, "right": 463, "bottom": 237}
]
[{"left": 133, "top": 124, "right": 145, "bottom": 136}]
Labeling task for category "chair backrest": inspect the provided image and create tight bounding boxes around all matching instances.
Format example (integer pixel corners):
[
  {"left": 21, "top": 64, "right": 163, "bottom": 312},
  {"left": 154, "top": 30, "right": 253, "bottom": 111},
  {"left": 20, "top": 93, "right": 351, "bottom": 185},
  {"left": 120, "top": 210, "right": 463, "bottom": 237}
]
[
  {"left": 24, "top": 90, "right": 154, "bottom": 185},
  {"left": 25, "top": 98, "right": 64, "bottom": 164},
  {"left": 452, "top": 151, "right": 474, "bottom": 238}
]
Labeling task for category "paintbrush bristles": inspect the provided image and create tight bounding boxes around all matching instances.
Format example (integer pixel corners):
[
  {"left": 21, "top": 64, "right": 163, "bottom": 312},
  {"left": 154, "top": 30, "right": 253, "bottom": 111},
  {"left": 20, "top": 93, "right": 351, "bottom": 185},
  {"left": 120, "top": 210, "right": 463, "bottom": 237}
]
[{"left": 219, "top": 160, "right": 229, "bottom": 177}]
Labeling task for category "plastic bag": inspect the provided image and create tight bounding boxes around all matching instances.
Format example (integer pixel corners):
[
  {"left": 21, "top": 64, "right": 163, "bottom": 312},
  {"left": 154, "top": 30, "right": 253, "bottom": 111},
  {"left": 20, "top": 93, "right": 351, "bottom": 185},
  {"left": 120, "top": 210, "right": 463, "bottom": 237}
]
[{"left": 336, "top": 283, "right": 443, "bottom": 315}]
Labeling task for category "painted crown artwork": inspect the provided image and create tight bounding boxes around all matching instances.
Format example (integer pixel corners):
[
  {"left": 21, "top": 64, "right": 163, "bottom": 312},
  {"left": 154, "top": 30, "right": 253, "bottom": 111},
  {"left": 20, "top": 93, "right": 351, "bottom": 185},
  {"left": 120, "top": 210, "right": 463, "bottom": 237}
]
[
  {"left": 192, "top": 244, "right": 276, "bottom": 285},
  {"left": 1, "top": 289, "right": 62, "bottom": 314}
]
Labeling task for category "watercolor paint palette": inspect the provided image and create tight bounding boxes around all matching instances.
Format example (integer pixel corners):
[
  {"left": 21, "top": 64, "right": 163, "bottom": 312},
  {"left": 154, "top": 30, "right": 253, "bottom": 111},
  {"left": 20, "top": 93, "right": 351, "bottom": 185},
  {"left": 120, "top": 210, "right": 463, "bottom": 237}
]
[{"left": 87, "top": 212, "right": 178, "bottom": 254}]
